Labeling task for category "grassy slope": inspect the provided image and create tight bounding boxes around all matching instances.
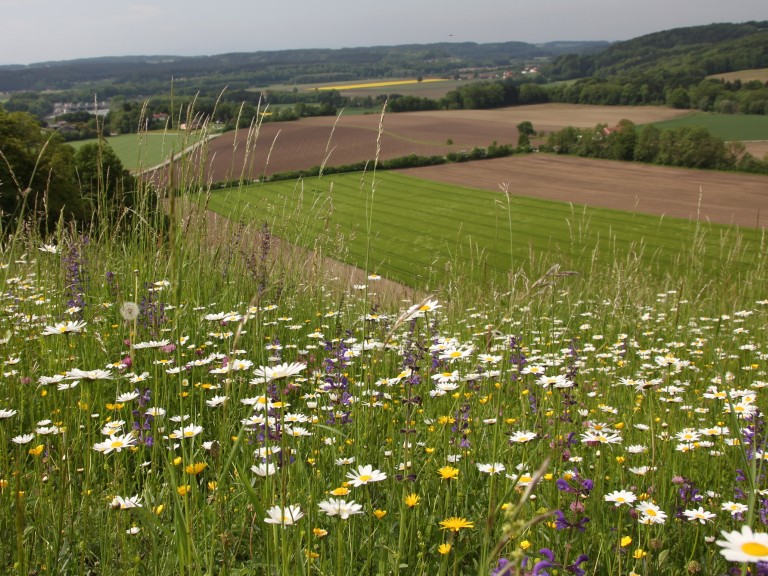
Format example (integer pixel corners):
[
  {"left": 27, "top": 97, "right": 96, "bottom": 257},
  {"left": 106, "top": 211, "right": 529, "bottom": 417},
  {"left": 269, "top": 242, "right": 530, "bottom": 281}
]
[
  {"left": 205, "top": 172, "right": 763, "bottom": 289},
  {"left": 650, "top": 113, "right": 768, "bottom": 141}
]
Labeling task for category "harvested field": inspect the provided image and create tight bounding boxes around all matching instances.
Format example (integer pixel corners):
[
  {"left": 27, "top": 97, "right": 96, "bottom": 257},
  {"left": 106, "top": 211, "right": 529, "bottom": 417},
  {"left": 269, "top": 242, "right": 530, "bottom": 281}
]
[
  {"left": 744, "top": 140, "right": 768, "bottom": 159},
  {"left": 708, "top": 68, "right": 768, "bottom": 83},
  {"left": 181, "top": 104, "right": 690, "bottom": 185},
  {"left": 398, "top": 155, "right": 768, "bottom": 228}
]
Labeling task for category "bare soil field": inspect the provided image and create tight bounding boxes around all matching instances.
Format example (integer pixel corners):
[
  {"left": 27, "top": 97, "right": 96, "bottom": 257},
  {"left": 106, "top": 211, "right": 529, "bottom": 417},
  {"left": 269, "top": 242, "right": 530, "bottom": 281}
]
[
  {"left": 399, "top": 155, "right": 768, "bottom": 228},
  {"left": 708, "top": 68, "right": 768, "bottom": 83},
  {"left": 744, "top": 141, "right": 768, "bottom": 159},
  {"left": 190, "top": 104, "right": 690, "bottom": 184}
]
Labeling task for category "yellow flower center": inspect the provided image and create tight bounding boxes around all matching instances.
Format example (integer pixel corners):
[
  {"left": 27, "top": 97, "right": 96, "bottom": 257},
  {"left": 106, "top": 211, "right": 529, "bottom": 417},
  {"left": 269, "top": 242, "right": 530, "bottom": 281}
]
[
  {"left": 742, "top": 542, "right": 768, "bottom": 556},
  {"left": 645, "top": 509, "right": 657, "bottom": 517},
  {"left": 358, "top": 475, "right": 372, "bottom": 482},
  {"left": 111, "top": 441, "right": 123, "bottom": 448}
]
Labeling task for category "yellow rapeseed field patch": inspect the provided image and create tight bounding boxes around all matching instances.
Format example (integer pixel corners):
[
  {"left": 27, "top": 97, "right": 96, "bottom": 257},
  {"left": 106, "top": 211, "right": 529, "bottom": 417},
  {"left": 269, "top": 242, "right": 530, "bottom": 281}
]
[{"left": 313, "top": 79, "right": 448, "bottom": 91}]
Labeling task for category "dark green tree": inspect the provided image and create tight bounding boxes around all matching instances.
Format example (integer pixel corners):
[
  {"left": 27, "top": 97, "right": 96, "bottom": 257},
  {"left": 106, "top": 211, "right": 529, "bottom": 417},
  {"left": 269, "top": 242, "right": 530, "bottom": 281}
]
[
  {"left": 74, "top": 141, "right": 135, "bottom": 217},
  {"left": 516, "top": 120, "right": 537, "bottom": 150},
  {"left": 656, "top": 126, "right": 729, "bottom": 169},
  {"left": 0, "top": 108, "right": 85, "bottom": 233},
  {"left": 634, "top": 125, "right": 661, "bottom": 163},
  {"left": 605, "top": 119, "right": 637, "bottom": 161},
  {"left": 518, "top": 83, "right": 548, "bottom": 104},
  {"left": 544, "top": 126, "right": 581, "bottom": 154},
  {"left": 665, "top": 87, "right": 691, "bottom": 109},
  {"left": 456, "top": 82, "right": 505, "bottom": 109}
]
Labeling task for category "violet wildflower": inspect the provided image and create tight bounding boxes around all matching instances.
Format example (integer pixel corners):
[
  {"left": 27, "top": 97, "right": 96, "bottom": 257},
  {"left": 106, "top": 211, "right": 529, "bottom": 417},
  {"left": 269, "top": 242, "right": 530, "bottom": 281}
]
[{"left": 532, "top": 548, "right": 588, "bottom": 576}]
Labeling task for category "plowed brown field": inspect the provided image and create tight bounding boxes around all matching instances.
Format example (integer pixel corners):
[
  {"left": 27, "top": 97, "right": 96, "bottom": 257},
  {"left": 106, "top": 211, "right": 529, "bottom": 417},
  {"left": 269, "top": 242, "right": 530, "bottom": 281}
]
[
  {"left": 397, "top": 155, "right": 768, "bottom": 228},
  {"left": 194, "top": 104, "right": 691, "bottom": 183}
]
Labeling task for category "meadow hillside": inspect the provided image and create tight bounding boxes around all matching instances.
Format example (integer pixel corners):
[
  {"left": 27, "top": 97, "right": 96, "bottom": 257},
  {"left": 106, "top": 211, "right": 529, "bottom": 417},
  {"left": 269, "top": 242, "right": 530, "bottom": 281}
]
[
  {"left": 0, "top": 163, "right": 766, "bottom": 575},
  {"left": 2, "top": 23, "right": 768, "bottom": 573}
]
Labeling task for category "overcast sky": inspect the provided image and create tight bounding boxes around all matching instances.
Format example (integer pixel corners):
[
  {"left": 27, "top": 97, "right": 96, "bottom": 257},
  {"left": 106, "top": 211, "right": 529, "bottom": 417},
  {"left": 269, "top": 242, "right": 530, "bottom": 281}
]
[{"left": 1, "top": 0, "right": 766, "bottom": 65}]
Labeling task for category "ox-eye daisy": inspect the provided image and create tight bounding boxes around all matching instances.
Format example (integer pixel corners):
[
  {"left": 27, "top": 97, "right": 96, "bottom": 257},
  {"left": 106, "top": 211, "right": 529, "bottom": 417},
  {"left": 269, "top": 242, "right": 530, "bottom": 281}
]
[
  {"left": 476, "top": 463, "right": 506, "bottom": 475},
  {"left": 94, "top": 433, "right": 136, "bottom": 454},
  {"left": 42, "top": 320, "right": 87, "bottom": 336},
  {"left": 264, "top": 505, "right": 303, "bottom": 527},
  {"left": 604, "top": 490, "right": 637, "bottom": 507},
  {"left": 346, "top": 464, "right": 387, "bottom": 487},
  {"left": 717, "top": 525, "right": 768, "bottom": 563},
  {"left": 318, "top": 498, "right": 364, "bottom": 519},
  {"left": 721, "top": 501, "right": 748, "bottom": 516},
  {"left": 683, "top": 507, "right": 716, "bottom": 524},
  {"left": 251, "top": 362, "right": 306, "bottom": 383},
  {"left": 169, "top": 425, "right": 203, "bottom": 439},
  {"left": 636, "top": 502, "right": 667, "bottom": 524},
  {"left": 110, "top": 495, "right": 142, "bottom": 509}
]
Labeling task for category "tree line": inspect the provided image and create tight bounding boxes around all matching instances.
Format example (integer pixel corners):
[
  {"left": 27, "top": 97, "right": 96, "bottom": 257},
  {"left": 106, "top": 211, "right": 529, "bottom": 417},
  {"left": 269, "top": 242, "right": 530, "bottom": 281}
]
[{"left": 539, "top": 120, "right": 768, "bottom": 173}]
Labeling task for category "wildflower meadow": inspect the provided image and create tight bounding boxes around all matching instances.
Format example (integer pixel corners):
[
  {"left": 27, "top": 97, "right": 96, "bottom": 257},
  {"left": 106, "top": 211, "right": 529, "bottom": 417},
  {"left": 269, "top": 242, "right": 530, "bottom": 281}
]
[{"left": 1, "top": 117, "right": 768, "bottom": 576}]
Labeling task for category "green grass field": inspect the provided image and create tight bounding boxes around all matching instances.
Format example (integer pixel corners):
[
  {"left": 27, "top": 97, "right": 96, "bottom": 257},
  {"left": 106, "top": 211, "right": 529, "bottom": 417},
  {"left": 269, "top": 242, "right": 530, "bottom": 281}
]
[
  {"left": 69, "top": 130, "right": 208, "bottom": 171},
  {"left": 650, "top": 112, "right": 768, "bottom": 141},
  {"left": 206, "top": 172, "right": 763, "bottom": 289}
]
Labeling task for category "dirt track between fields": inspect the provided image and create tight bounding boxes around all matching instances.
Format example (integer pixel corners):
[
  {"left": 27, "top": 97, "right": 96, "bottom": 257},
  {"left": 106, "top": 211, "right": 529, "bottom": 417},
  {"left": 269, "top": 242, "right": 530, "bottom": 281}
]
[{"left": 189, "top": 206, "right": 421, "bottom": 306}]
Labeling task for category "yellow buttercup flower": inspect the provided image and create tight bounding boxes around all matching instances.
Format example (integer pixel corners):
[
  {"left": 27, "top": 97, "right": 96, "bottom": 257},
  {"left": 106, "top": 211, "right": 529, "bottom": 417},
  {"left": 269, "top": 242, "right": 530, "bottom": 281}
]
[
  {"left": 439, "top": 517, "right": 474, "bottom": 532},
  {"left": 405, "top": 493, "right": 420, "bottom": 508},
  {"left": 184, "top": 462, "right": 208, "bottom": 475},
  {"left": 438, "top": 466, "right": 459, "bottom": 481},
  {"left": 373, "top": 509, "right": 387, "bottom": 519},
  {"left": 438, "top": 543, "right": 452, "bottom": 555},
  {"left": 177, "top": 485, "right": 191, "bottom": 496}
]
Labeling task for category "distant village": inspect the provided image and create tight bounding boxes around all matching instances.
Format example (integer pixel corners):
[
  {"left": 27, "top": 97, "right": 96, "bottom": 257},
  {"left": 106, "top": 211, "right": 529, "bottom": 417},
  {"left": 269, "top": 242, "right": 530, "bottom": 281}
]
[{"left": 49, "top": 100, "right": 110, "bottom": 118}]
